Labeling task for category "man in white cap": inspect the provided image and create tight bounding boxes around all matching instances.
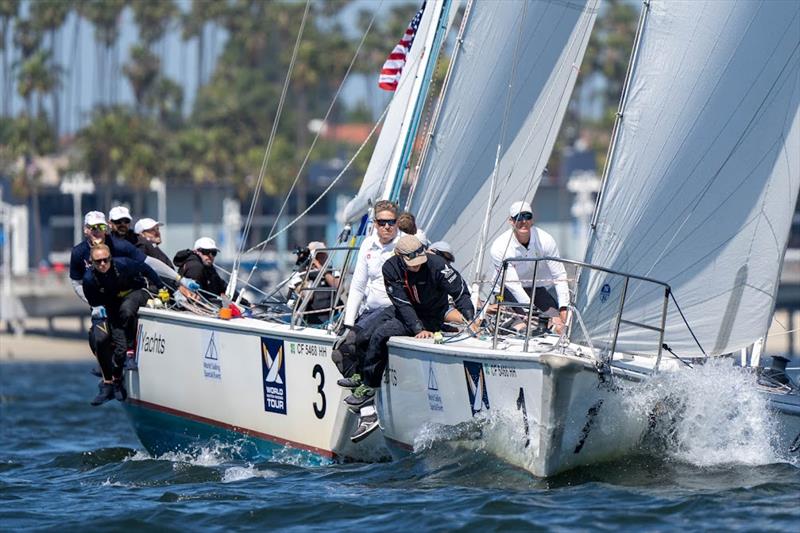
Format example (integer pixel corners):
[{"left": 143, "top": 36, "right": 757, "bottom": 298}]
[
  {"left": 134, "top": 218, "right": 173, "bottom": 269},
  {"left": 108, "top": 205, "right": 138, "bottom": 246},
  {"left": 489, "top": 200, "right": 569, "bottom": 330},
  {"left": 347, "top": 234, "right": 475, "bottom": 442},
  {"left": 287, "top": 241, "right": 342, "bottom": 325},
  {"left": 175, "top": 237, "right": 228, "bottom": 298}
]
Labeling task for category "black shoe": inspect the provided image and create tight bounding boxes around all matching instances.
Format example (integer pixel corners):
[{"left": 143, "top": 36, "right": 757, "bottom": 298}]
[
  {"left": 344, "top": 385, "right": 374, "bottom": 410},
  {"left": 113, "top": 381, "right": 127, "bottom": 402},
  {"left": 350, "top": 413, "right": 380, "bottom": 443},
  {"left": 336, "top": 373, "right": 362, "bottom": 389},
  {"left": 90, "top": 383, "right": 115, "bottom": 406},
  {"left": 89, "top": 366, "right": 102, "bottom": 378}
]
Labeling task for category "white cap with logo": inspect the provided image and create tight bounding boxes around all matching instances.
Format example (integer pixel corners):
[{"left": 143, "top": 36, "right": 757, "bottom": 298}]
[
  {"left": 84, "top": 211, "right": 107, "bottom": 226},
  {"left": 108, "top": 206, "right": 132, "bottom": 222},
  {"left": 134, "top": 218, "right": 162, "bottom": 234},
  {"left": 194, "top": 237, "right": 218, "bottom": 251},
  {"left": 509, "top": 201, "right": 533, "bottom": 218}
]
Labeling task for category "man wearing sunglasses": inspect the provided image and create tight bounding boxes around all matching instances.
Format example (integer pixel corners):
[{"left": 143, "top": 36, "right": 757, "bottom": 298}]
[
  {"left": 174, "top": 237, "right": 228, "bottom": 299},
  {"left": 108, "top": 205, "right": 138, "bottom": 245},
  {"left": 134, "top": 218, "right": 174, "bottom": 269},
  {"left": 335, "top": 200, "right": 402, "bottom": 387},
  {"left": 489, "top": 201, "right": 569, "bottom": 331},
  {"left": 348, "top": 234, "right": 475, "bottom": 442},
  {"left": 82, "top": 244, "right": 167, "bottom": 405}
]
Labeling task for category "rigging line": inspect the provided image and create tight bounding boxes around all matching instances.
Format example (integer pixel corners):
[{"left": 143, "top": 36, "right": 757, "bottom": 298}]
[
  {"left": 669, "top": 290, "right": 707, "bottom": 357},
  {"left": 244, "top": 103, "right": 392, "bottom": 254},
  {"left": 767, "top": 327, "right": 800, "bottom": 339},
  {"left": 233, "top": 0, "right": 311, "bottom": 280},
  {"left": 241, "top": 4, "right": 382, "bottom": 290}
]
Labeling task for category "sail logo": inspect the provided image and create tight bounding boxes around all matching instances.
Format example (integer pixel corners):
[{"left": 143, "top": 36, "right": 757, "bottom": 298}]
[
  {"left": 261, "top": 337, "right": 287, "bottom": 415},
  {"left": 463, "top": 361, "right": 489, "bottom": 415},
  {"left": 202, "top": 332, "right": 221, "bottom": 380},
  {"left": 427, "top": 361, "right": 443, "bottom": 412}
]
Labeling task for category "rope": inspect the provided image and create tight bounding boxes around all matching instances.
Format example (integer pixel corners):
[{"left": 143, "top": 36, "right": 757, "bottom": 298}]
[{"left": 669, "top": 290, "right": 707, "bottom": 357}]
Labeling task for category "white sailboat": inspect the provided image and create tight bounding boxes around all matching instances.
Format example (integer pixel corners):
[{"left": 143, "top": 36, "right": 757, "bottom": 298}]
[
  {"left": 123, "top": 1, "right": 452, "bottom": 463},
  {"left": 377, "top": 0, "right": 800, "bottom": 476}
]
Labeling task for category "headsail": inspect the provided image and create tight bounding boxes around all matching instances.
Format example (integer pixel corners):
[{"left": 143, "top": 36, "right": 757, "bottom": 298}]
[
  {"left": 340, "top": 1, "right": 447, "bottom": 225},
  {"left": 408, "top": 0, "right": 599, "bottom": 284},
  {"left": 577, "top": 0, "right": 800, "bottom": 357}
]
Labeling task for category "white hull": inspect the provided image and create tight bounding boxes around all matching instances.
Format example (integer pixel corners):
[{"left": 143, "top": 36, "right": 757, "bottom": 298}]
[
  {"left": 378, "top": 335, "right": 800, "bottom": 477},
  {"left": 125, "top": 308, "right": 388, "bottom": 462}
]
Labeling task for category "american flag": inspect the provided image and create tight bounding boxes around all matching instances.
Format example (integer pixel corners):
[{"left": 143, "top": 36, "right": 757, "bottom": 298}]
[{"left": 378, "top": 2, "right": 426, "bottom": 91}]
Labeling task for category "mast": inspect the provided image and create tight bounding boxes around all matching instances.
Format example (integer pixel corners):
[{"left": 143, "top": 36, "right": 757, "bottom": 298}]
[{"left": 382, "top": 0, "right": 453, "bottom": 203}]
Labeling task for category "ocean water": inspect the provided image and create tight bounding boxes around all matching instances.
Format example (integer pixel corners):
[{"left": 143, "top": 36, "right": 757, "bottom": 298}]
[{"left": 1, "top": 361, "right": 799, "bottom": 531}]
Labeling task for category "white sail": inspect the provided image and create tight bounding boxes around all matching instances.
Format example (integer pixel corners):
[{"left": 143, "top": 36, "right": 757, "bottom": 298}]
[
  {"left": 408, "top": 0, "right": 599, "bottom": 283},
  {"left": 340, "top": 1, "right": 446, "bottom": 224},
  {"left": 577, "top": 0, "right": 800, "bottom": 357}
]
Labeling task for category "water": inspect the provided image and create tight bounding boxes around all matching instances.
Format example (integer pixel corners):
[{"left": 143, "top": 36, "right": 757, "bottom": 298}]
[{"left": 2, "top": 362, "right": 799, "bottom": 531}]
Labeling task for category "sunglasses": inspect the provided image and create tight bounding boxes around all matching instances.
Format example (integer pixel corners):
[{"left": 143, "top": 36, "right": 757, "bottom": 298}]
[
  {"left": 401, "top": 245, "right": 426, "bottom": 260},
  {"left": 198, "top": 248, "right": 218, "bottom": 257},
  {"left": 112, "top": 218, "right": 131, "bottom": 224},
  {"left": 92, "top": 256, "right": 111, "bottom": 265},
  {"left": 512, "top": 212, "right": 533, "bottom": 222},
  {"left": 88, "top": 224, "right": 108, "bottom": 232},
  {"left": 375, "top": 218, "right": 397, "bottom": 227}
]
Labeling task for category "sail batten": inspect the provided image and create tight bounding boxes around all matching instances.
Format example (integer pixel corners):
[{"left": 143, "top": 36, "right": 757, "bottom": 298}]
[{"left": 577, "top": 0, "right": 800, "bottom": 357}]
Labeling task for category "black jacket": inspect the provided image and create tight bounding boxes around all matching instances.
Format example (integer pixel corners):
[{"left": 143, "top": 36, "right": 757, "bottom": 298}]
[
  {"left": 136, "top": 235, "right": 174, "bottom": 269},
  {"left": 174, "top": 250, "right": 227, "bottom": 296},
  {"left": 83, "top": 257, "right": 161, "bottom": 308},
  {"left": 382, "top": 253, "right": 474, "bottom": 334}
]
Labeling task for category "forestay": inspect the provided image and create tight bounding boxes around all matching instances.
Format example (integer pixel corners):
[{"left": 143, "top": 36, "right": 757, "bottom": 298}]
[
  {"left": 577, "top": 0, "right": 800, "bottom": 357},
  {"left": 409, "top": 0, "right": 598, "bottom": 284},
  {"left": 340, "top": 1, "right": 445, "bottom": 224}
]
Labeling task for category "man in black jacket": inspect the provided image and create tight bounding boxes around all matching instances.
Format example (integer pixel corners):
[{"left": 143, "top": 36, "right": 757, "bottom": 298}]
[
  {"left": 134, "top": 218, "right": 174, "bottom": 269},
  {"left": 83, "top": 244, "right": 167, "bottom": 405},
  {"left": 347, "top": 235, "right": 475, "bottom": 442},
  {"left": 175, "top": 237, "right": 228, "bottom": 297}
]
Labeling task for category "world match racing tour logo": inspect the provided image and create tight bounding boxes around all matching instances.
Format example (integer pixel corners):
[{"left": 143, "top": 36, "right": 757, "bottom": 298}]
[
  {"left": 261, "top": 337, "right": 287, "bottom": 415},
  {"left": 463, "top": 361, "right": 490, "bottom": 415}
]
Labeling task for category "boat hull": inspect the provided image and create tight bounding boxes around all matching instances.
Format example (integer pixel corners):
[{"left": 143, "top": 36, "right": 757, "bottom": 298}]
[
  {"left": 124, "top": 308, "right": 389, "bottom": 463},
  {"left": 378, "top": 336, "right": 651, "bottom": 477}
]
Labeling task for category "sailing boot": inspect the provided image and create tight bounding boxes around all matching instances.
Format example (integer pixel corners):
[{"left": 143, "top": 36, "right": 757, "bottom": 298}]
[
  {"left": 90, "top": 382, "right": 115, "bottom": 406},
  {"left": 336, "top": 373, "right": 362, "bottom": 389},
  {"left": 113, "top": 379, "right": 128, "bottom": 402},
  {"left": 344, "top": 384, "right": 374, "bottom": 413},
  {"left": 350, "top": 405, "right": 380, "bottom": 443}
]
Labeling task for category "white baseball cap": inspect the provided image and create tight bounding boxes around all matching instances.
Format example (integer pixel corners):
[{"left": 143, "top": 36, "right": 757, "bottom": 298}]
[
  {"left": 307, "top": 241, "right": 327, "bottom": 251},
  {"left": 108, "top": 206, "right": 132, "bottom": 222},
  {"left": 134, "top": 218, "right": 162, "bottom": 234},
  {"left": 84, "top": 211, "right": 107, "bottom": 226},
  {"left": 509, "top": 201, "right": 533, "bottom": 218},
  {"left": 194, "top": 237, "right": 218, "bottom": 251}
]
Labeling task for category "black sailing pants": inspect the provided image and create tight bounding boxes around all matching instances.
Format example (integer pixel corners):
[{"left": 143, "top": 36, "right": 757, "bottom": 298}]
[{"left": 361, "top": 306, "right": 418, "bottom": 388}]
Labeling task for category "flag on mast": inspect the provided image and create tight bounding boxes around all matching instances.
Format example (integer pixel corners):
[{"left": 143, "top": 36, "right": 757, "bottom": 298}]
[{"left": 378, "top": 2, "right": 427, "bottom": 91}]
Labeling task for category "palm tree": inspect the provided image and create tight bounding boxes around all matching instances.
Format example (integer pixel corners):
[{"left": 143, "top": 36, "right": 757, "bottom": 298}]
[
  {"left": 123, "top": 44, "right": 160, "bottom": 113},
  {"left": 30, "top": 0, "right": 69, "bottom": 133},
  {"left": 0, "top": 0, "right": 20, "bottom": 117},
  {"left": 82, "top": 0, "right": 125, "bottom": 105}
]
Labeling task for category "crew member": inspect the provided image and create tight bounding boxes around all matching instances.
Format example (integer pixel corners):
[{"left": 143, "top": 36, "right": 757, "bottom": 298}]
[
  {"left": 288, "top": 242, "right": 341, "bottom": 325},
  {"left": 489, "top": 201, "right": 569, "bottom": 331},
  {"left": 335, "top": 200, "right": 401, "bottom": 387},
  {"left": 397, "top": 211, "right": 428, "bottom": 245},
  {"left": 134, "top": 218, "right": 174, "bottom": 269},
  {"left": 83, "top": 244, "right": 167, "bottom": 405},
  {"left": 174, "top": 237, "right": 228, "bottom": 299},
  {"left": 429, "top": 240, "right": 469, "bottom": 325},
  {"left": 108, "top": 206, "right": 138, "bottom": 245},
  {"left": 347, "top": 235, "right": 475, "bottom": 442}
]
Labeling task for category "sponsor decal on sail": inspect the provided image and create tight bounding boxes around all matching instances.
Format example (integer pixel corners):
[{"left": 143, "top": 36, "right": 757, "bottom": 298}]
[
  {"left": 261, "top": 337, "right": 287, "bottom": 414},
  {"left": 463, "top": 361, "right": 490, "bottom": 415}
]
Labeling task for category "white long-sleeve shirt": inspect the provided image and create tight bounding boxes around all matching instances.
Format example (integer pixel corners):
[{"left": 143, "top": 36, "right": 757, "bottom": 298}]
[
  {"left": 343, "top": 233, "right": 400, "bottom": 326},
  {"left": 489, "top": 227, "right": 569, "bottom": 309}
]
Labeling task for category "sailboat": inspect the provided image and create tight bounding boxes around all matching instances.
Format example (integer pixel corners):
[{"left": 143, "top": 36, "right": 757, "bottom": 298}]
[
  {"left": 376, "top": 0, "right": 800, "bottom": 476},
  {"left": 122, "top": 0, "right": 454, "bottom": 463}
]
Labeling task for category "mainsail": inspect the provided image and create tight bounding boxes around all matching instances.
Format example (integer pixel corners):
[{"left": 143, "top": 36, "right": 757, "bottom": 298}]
[
  {"left": 577, "top": 0, "right": 800, "bottom": 357},
  {"left": 408, "top": 0, "right": 599, "bottom": 283},
  {"left": 340, "top": 1, "right": 447, "bottom": 224}
]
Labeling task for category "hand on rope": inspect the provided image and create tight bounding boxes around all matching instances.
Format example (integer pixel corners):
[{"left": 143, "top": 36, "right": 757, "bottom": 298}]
[{"left": 180, "top": 277, "right": 200, "bottom": 292}]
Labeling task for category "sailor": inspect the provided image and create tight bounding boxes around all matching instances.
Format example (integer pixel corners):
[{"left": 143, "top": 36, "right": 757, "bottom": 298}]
[
  {"left": 70, "top": 211, "right": 199, "bottom": 309},
  {"left": 288, "top": 241, "right": 342, "bottom": 325},
  {"left": 334, "top": 200, "right": 401, "bottom": 387},
  {"left": 347, "top": 235, "right": 476, "bottom": 442},
  {"left": 397, "top": 211, "right": 428, "bottom": 246},
  {"left": 82, "top": 244, "right": 168, "bottom": 405},
  {"left": 134, "top": 218, "right": 174, "bottom": 269},
  {"left": 428, "top": 241, "right": 469, "bottom": 325},
  {"left": 174, "top": 237, "right": 228, "bottom": 299},
  {"left": 489, "top": 201, "right": 569, "bottom": 331},
  {"left": 108, "top": 206, "right": 138, "bottom": 246}
]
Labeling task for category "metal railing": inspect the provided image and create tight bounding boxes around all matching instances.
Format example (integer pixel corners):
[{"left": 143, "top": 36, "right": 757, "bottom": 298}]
[
  {"left": 289, "top": 245, "right": 358, "bottom": 331},
  {"left": 494, "top": 256, "right": 671, "bottom": 370}
]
